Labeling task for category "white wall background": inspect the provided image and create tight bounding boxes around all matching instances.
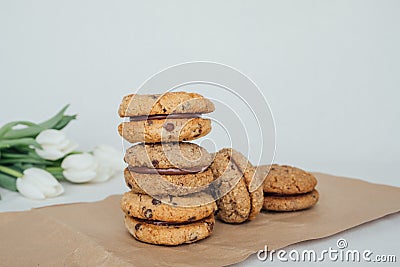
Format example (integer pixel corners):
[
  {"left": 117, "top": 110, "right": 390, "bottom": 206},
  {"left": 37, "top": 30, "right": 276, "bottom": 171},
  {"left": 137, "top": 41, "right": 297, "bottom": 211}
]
[{"left": 1, "top": 0, "right": 399, "bottom": 185}]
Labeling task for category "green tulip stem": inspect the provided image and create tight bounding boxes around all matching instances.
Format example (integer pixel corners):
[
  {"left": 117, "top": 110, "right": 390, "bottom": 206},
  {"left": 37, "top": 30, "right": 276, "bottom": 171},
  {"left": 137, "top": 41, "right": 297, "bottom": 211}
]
[
  {"left": 46, "top": 166, "right": 64, "bottom": 173},
  {"left": 0, "top": 165, "right": 23, "bottom": 178}
]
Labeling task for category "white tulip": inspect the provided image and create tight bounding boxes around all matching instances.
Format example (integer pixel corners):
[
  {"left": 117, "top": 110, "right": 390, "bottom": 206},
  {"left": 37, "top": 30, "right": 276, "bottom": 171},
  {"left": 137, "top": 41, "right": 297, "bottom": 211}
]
[
  {"left": 35, "top": 129, "right": 78, "bottom": 160},
  {"left": 91, "top": 145, "right": 124, "bottom": 183},
  {"left": 16, "top": 168, "right": 64, "bottom": 200},
  {"left": 61, "top": 153, "right": 98, "bottom": 183}
]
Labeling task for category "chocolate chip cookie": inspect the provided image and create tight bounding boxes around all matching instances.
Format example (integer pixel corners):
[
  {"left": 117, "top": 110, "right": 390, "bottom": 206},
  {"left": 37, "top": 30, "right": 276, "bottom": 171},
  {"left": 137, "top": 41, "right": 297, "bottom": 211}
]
[
  {"left": 124, "top": 167, "right": 214, "bottom": 196},
  {"left": 118, "top": 92, "right": 214, "bottom": 143},
  {"left": 124, "top": 214, "right": 215, "bottom": 246},
  {"left": 124, "top": 142, "right": 213, "bottom": 171},
  {"left": 263, "top": 189, "right": 319, "bottom": 211},
  {"left": 262, "top": 164, "right": 317, "bottom": 194},
  {"left": 118, "top": 92, "right": 215, "bottom": 117},
  {"left": 121, "top": 191, "right": 216, "bottom": 223},
  {"left": 210, "top": 148, "right": 264, "bottom": 223},
  {"left": 119, "top": 117, "right": 211, "bottom": 143},
  {"left": 258, "top": 164, "right": 319, "bottom": 212}
]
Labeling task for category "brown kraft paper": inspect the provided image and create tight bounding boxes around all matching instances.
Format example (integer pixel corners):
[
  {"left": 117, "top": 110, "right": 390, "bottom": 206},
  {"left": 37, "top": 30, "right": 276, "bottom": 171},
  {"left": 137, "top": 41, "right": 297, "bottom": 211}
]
[{"left": 1, "top": 172, "right": 400, "bottom": 266}]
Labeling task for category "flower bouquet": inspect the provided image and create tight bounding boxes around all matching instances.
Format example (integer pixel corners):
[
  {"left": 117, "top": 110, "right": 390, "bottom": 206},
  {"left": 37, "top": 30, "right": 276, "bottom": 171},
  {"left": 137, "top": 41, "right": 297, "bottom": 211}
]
[{"left": 0, "top": 105, "right": 123, "bottom": 200}]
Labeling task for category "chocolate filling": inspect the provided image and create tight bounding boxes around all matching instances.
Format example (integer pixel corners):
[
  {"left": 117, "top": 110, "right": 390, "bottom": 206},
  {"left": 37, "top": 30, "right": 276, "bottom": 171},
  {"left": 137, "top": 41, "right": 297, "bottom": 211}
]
[
  {"left": 134, "top": 217, "right": 194, "bottom": 226},
  {"left": 129, "top": 113, "right": 202, "bottom": 122},
  {"left": 128, "top": 165, "right": 207, "bottom": 175},
  {"left": 264, "top": 191, "right": 312, "bottom": 197}
]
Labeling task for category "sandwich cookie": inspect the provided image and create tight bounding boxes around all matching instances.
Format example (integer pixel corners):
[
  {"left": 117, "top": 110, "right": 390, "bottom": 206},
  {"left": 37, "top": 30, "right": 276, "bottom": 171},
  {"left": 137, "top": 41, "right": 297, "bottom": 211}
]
[
  {"left": 260, "top": 164, "right": 319, "bottom": 211},
  {"left": 263, "top": 189, "right": 319, "bottom": 211},
  {"left": 124, "top": 167, "right": 214, "bottom": 196},
  {"left": 121, "top": 191, "right": 216, "bottom": 222},
  {"left": 124, "top": 142, "right": 214, "bottom": 200},
  {"left": 118, "top": 92, "right": 215, "bottom": 143},
  {"left": 124, "top": 214, "right": 214, "bottom": 246},
  {"left": 210, "top": 149, "right": 264, "bottom": 224},
  {"left": 124, "top": 142, "right": 213, "bottom": 171},
  {"left": 121, "top": 192, "right": 216, "bottom": 245}
]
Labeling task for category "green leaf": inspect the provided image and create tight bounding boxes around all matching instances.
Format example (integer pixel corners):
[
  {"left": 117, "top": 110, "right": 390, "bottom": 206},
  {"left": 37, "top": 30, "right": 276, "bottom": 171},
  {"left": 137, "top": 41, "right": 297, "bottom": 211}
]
[
  {"left": 0, "top": 138, "right": 40, "bottom": 150},
  {"left": 2, "top": 105, "right": 74, "bottom": 139},
  {"left": 46, "top": 167, "right": 65, "bottom": 180},
  {"left": 52, "top": 173, "right": 66, "bottom": 181},
  {"left": 0, "top": 173, "right": 17, "bottom": 191},
  {"left": 0, "top": 152, "right": 31, "bottom": 159},
  {"left": 0, "top": 121, "right": 40, "bottom": 139},
  {"left": 37, "top": 104, "right": 70, "bottom": 129},
  {"left": 53, "top": 115, "right": 77, "bottom": 130},
  {"left": 0, "top": 157, "right": 54, "bottom": 165},
  {"left": 12, "top": 162, "right": 41, "bottom": 171}
]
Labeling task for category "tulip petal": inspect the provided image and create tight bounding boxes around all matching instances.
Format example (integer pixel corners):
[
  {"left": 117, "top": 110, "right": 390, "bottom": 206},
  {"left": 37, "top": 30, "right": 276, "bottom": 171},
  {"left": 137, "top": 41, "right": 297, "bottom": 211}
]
[
  {"left": 91, "top": 165, "right": 114, "bottom": 183},
  {"left": 36, "top": 129, "right": 66, "bottom": 145},
  {"left": 16, "top": 178, "right": 46, "bottom": 200},
  {"left": 63, "top": 140, "right": 79, "bottom": 155},
  {"left": 46, "top": 184, "right": 64, "bottom": 197},
  {"left": 35, "top": 129, "right": 78, "bottom": 160},
  {"left": 21, "top": 168, "right": 64, "bottom": 198},
  {"left": 61, "top": 153, "right": 97, "bottom": 170},
  {"left": 92, "top": 145, "right": 125, "bottom": 180},
  {"left": 63, "top": 169, "right": 97, "bottom": 183},
  {"left": 58, "top": 139, "right": 70, "bottom": 150},
  {"left": 59, "top": 139, "right": 79, "bottom": 154},
  {"left": 35, "top": 146, "right": 65, "bottom": 160},
  {"left": 23, "top": 168, "right": 59, "bottom": 186}
]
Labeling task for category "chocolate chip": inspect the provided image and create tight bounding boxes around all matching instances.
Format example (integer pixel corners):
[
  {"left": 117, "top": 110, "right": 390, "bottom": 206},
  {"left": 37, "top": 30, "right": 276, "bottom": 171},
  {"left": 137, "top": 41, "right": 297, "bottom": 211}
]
[
  {"left": 207, "top": 221, "right": 214, "bottom": 231},
  {"left": 193, "top": 128, "right": 202, "bottom": 137},
  {"left": 135, "top": 223, "right": 142, "bottom": 230},
  {"left": 163, "top": 123, "right": 175, "bottom": 132},
  {"left": 152, "top": 198, "right": 161, "bottom": 205},
  {"left": 144, "top": 209, "right": 153, "bottom": 219},
  {"left": 151, "top": 159, "right": 159, "bottom": 167}
]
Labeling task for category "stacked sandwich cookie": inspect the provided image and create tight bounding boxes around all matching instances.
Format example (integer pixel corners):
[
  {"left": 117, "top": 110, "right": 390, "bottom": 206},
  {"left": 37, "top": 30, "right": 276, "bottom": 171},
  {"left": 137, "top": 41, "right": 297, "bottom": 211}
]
[
  {"left": 260, "top": 164, "right": 319, "bottom": 212},
  {"left": 118, "top": 92, "right": 213, "bottom": 143},
  {"left": 118, "top": 92, "right": 217, "bottom": 245},
  {"left": 210, "top": 148, "right": 265, "bottom": 224}
]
